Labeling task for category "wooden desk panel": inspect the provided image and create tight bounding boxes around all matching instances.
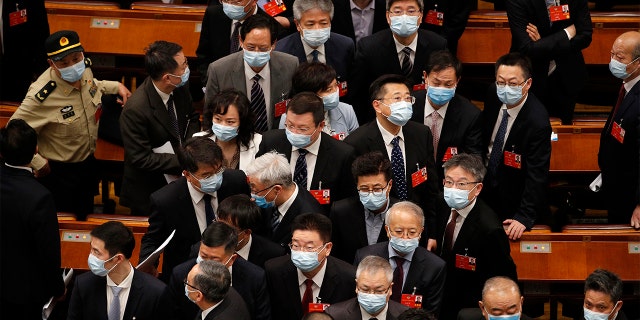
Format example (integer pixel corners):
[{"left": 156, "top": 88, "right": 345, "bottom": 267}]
[{"left": 550, "top": 125, "right": 603, "bottom": 172}]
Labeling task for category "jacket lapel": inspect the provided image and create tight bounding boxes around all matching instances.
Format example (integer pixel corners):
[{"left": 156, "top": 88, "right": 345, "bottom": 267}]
[
  {"left": 122, "top": 270, "right": 142, "bottom": 320},
  {"left": 148, "top": 78, "right": 179, "bottom": 142}
]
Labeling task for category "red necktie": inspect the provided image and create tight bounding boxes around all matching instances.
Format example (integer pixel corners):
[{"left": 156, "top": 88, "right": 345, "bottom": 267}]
[
  {"left": 443, "top": 210, "right": 459, "bottom": 254},
  {"left": 390, "top": 256, "right": 405, "bottom": 301},
  {"left": 607, "top": 85, "right": 627, "bottom": 132},
  {"left": 301, "top": 279, "right": 314, "bottom": 315}
]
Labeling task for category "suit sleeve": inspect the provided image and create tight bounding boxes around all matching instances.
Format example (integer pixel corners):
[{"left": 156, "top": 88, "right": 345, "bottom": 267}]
[
  {"left": 568, "top": 0, "right": 593, "bottom": 51},
  {"left": 351, "top": 39, "right": 373, "bottom": 123},
  {"left": 423, "top": 260, "right": 446, "bottom": 316},
  {"left": 196, "top": 5, "right": 216, "bottom": 87},
  {"left": 35, "top": 191, "right": 65, "bottom": 298},
  {"left": 139, "top": 195, "right": 170, "bottom": 261},
  {"left": 204, "top": 61, "right": 222, "bottom": 106},
  {"left": 66, "top": 277, "right": 84, "bottom": 320},
  {"left": 254, "top": 274, "right": 273, "bottom": 320},
  {"left": 423, "top": 128, "right": 440, "bottom": 240},
  {"left": 463, "top": 108, "right": 484, "bottom": 155},
  {"left": 481, "top": 228, "right": 518, "bottom": 280}
]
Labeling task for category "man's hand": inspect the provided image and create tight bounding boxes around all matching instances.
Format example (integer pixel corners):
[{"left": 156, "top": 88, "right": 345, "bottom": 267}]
[
  {"left": 631, "top": 205, "right": 640, "bottom": 229},
  {"left": 565, "top": 24, "right": 576, "bottom": 39},
  {"left": 526, "top": 23, "right": 541, "bottom": 41},
  {"left": 34, "top": 159, "right": 51, "bottom": 178},
  {"left": 426, "top": 238, "right": 437, "bottom": 252},
  {"left": 503, "top": 219, "right": 526, "bottom": 240},
  {"left": 117, "top": 83, "right": 132, "bottom": 105}
]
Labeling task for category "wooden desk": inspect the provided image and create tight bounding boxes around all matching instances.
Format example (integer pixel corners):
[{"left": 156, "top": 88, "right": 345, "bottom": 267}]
[{"left": 550, "top": 124, "right": 604, "bottom": 173}]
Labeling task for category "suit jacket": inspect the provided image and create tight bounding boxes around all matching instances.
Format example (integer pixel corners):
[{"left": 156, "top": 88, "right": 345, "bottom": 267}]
[
  {"left": 67, "top": 268, "right": 176, "bottom": 320},
  {"left": 256, "top": 130, "right": 357, "bottom": 211},
  {"left": 435, "top": 198, "right": 518, "bottom": 320},
  {"left": 419, "top": 0, "right": 476, "bottom": 55},
  {"left": 274, "top": 32, "right": 355, "bottom": 82},
  {"left": 481, "top": 88, "right": 552, "bottom": 228},
  {"left": 354, "top": 242, "right": 447, "bottom": 316},
  {"left": 169, "top": 257, "right": 270, "bottom": 320},
  {"left": 119, "top": 76, "right": 200, "bottom": 215},
  {"left": 205, "top": 51, "right": 299, "bottom": 130},
  {"left": 330, "top": 0, "right": 389, "bottom": 43},
  {"left": 265, "top": 255, "right": 357, "bottom": 320},
  {"left": 330, "top": 196, "right": 399, "bottom": 263},
  {"left": 248, "top": 234, "right": 288, "bottom": 269},
  {"left": 325, "top": 298, "right": 409, "bottom": 320},
  {"left": 412, "top": 91, "right": 483, "bottom": 185},
  {"left": 139, "top": 172, "right": 250, "bottom": 282},
  {"left": 351, "top": 29, "right": 447, "bottom": 123},
  {"left": 344, "top": 121, "right": 440, "bottom": 240},
  {"left": 200, "top": 287, "right": 252, "bottom": 320}
]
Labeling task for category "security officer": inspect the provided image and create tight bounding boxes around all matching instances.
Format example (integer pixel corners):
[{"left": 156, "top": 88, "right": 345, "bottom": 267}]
[{"left": 10, "top": 30, "right": 131, "bottom": 220}]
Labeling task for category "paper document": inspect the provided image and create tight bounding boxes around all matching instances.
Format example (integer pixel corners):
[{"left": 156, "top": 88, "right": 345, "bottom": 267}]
[
  {"left": 42, "top": 268, "right": 74, "bottom": 320},
  {"left": 589, "top": 173, "right": 602, "bottom": 192},
  {"left": 152, "top": 141, "right": 179, "bottom": 183},
  {"left": 137, "top": 229, "right": 176, "bottom": 271}
]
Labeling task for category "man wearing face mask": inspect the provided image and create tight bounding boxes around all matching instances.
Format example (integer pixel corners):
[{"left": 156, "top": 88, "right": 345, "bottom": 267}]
[
  {"left": 325, "top": 256, "right": 409, "bottom": 319},
  {"left": 265, "top": 213, "right": 357, "bottom": 320},
  {"left": 354, "top": 201, "right": 446, "bottom": 317},
  {"left": 120, "top": 40, "right": 201, "bottom": 216},
  {"left": 457, "top": 276, "right": 532, "bottom": 320},
  {"left": 411, "top": 50, "right": 483, "bottom": 186},
  {"left": 435, "top": 154, "right": 517, "bottom": 320},
  {"left": 256, "top": 92, "right": 357, "bottom": 213},
  {"left": 139, "top": 138, "right": 249, "bottom": 282},
  {"left": 580, "top": 269, "right": 628, "bottom": 320},
  {"left": 345, "top": 74, "right": 441, "bottom": 251},
  {"left": 481, "top": 52, "right": 551, "bottom": 241},
  {"left": 205, "top": 14, "right": 299, "bottom": 132},
  {"left": 169, "top": 222, "right": 269, "bottom": 320},
  {"left": 350, "top": 0, "right": 447, "bottom": 123},
  {"left": 598, "top": 31, "right": 640, "bottom": 228},
  {"left": 10, "top": 30, "right": 131, "bottom": 220},
  {"left": 330, "top": 151, "right": 399, "bottom": 263},
  {"left": 67, "top": 221, "right": 175, "bottom": 320},
  {"left": 274, "top": 0, "right": 355, "bottom": 85}
]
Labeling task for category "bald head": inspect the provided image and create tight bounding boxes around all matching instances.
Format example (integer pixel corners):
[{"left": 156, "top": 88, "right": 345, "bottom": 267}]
[
  {"left": 479, "top": 277, "right": 523, "bottom": 318},
  {"left": 611, "top": 31, "right": 640, "bottom": 80}
]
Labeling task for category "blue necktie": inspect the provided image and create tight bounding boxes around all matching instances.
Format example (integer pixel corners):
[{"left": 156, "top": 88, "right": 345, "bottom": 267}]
[
  {"left": 203, "top": 194, "right": 215, "bottom": 225},
  {"left": 311, "top": 50, "right": 319, "bottom": 63},
  {"left": 271, "top": 208, "right": 280, "bottom": 232},
  {"left": 108, "top": 286, "right": 122, "bottom": 320},
  {"left": 391, "top": 137, "right": 408, "bottom": 200},
  {"left": 293, "top": 149, "right": 308, "bottom": 189},
  {"left": 487, "top": 109, "right": 509, "bottom": 183}
]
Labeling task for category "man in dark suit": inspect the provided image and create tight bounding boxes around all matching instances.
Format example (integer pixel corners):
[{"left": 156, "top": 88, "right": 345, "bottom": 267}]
[
  {"left": 205, "top": 14, "right": 299, "bottom": 132},
  {"left": 274, "top": 0, "right": 355, "bottom": 83},
  {"left": 350, "top": 0, "right": 447, "bottom": 123},
  {"left": 330, "top": 151, "right": 398, "bottom": 263},
  {"left": 457, "top": 276, "right": 533, "bottom": 320},
  {"left": 186, "top": 260, "right": 251, "bottom": 320},
  {"left": 598, "top": 31, "right": 640, "bottom": 227},
  {"left": 330, "top": 0, "right": 388, "bottom": 44},
  {"left": 246, "top": 151, "right": 324, "bottom": 247},
  {"left": 412, "top": 50, "right": 482, "bottom": 185},
  {"left": 67, "top": 221, "right": 176, "bottom": 320},
  {"left": 481, "top": 53, "right": 552, "bottom": 240},
  {"left": 256, "top": 92, "right": 357, "bottom": 212},
  {"left": 506, "top": 0, "right": 592, "bottom": 124},
  {"left": 170, "top": 222, "right": 270, "bottom": 320},
  {"left": 344, "top": 74, "right": 440, "bottom": 250},
  {"left": 580, "top": 269, "right": 629, "bottom": 320},
  {"left": 435, "top": 154, "right": 517, "bottom": 320},
  {"left": 120, "top": 40, "right": 201, "bottom": 216},
  {"left": 354, "top": 201, "right": 446, "bottom": 317},
  {"left": 265, "top": 213, "right": 357, "bottom": 320},
  {"left": 0, "top": 119, "right": 65, "bottom": 319},
  {"left": 325, "top": 256, "right": 409, "bottom": 319},
  {"left": 139, "top": 138, "right": 250, "bottom": 282}
]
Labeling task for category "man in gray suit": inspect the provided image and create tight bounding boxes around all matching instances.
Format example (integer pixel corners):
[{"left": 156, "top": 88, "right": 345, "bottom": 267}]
[{"left": 205, "top": 14, "right": 299, "bottom": 132}]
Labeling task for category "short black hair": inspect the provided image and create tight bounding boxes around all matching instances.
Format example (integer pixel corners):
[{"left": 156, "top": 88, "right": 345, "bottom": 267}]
[
  {"left": 426, "top": 50, "right": 462, "bottom": 79},
  {"left": 302, "top": 312, "right": 335, "bottom": 320},
  {"left": 201, "top": 221, "right": 238, "bottom": 256},
  {"left": 204, "top": 89, "right": 256, "bottom": 149},
  {"left": 386, "top": 0, "right": 424, "bottom": 11},
  {"left": 286, "top": 92, "right": 325, "bottom": 126},
  {"left": 351, "top": 151, "right": 392, "bottom": 182},
  {"left": 495, "top": 52, "right": 532, "bottom": 80},
  {"left": 584, "top": 269, "right": 623, "bottom": 303},
  {"left": 292, "top": 62, "right": 337, "bottom": 95},
  {"left": 291, "top": 213, "right": 332, "bottom": 243},
  {"left": 179, "top": 137, "right": 223, "bottom": 172},
  {"left": 90, "top": 221, "right": 135, "bottom": 259},
  {"left": 217, "top": 194, "right": 262, "bottom": 232},
  {"left": 397, "top": 308, "right": 436, "bottom": 320},
  {"left": 240, "top": 14, "right": 278, "bottom": 45},
  {"left": 369, "top": 74, "right": 409, "bottom": 105},
  {"left": 0, "top": 119, "right": 37, "bottom": 166},
  {"left": 144, "top": 40, "right": 183, "bottom": 80}
]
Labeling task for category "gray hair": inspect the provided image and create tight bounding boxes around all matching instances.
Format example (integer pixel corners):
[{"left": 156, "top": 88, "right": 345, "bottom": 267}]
[
  {"left": 245, "top": 151, "right": 294, "bottom": 187},
  {"left": 293, "top": 0, "right": 334, "bottom": 21},
  {"left": 356, "top": 255, "right": 393, "bottom": 283},
  {"left": 385, "top": 201, "right": 425, "bottom": 228},
  {"left": 386, "top": 0, "right": 424, "bottom": 11},
  {"left": 442, "top": 153, "right": 486, "bottom": 182},
  {"left": 481, "top": 276, "right": 521, "bottom": 301},
  {"left": 193, "top": 260, "right": 231, "bottom": 303}
]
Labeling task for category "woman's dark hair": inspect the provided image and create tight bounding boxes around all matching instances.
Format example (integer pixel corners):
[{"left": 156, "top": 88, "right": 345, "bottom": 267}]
[{"left": 204, "top": 88, "right": 256, "bottom": 149}]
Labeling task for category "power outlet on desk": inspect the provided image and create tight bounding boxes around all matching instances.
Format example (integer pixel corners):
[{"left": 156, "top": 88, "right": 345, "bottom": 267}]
[
  {"left": 629, "top": 243, "right": 640, "bottom": 254},
  {"left": 62, "top": 231, "right": 91, "bottom": 242},
  {"left": 91, "top": 18, "right": 120, "bottom": 29},
  {"left": 520, "top": 242, "right": 551, "bottom": 253}
]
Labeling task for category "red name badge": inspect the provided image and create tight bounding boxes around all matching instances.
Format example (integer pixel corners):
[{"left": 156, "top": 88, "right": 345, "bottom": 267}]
[
  {"left": 310, "top": 189, "right": 331, "bottom": 205},
  {"left": 548, "top": 5, "right": 570, "bottom": 22},
  {"left": 274, "top": 99, "right": 289, "bottom": 118},
  {"left": 611, "top": 121, "right": 625, "bottom": 144},
  {"left": 424, "top": 10, "right": 444, "bottom": 26},
  {"left": 442, "top": 147, "right": 458, "bottom": 162},
  {"left": 264, "top": 0, "right": 286, "bottom": 16},
  {"left": 411, "top": 167, "right": 428, "bottom": 187},
  {"left": 455, "top": 254, "right": 476, "bottom": 271},
  {"left": 401, "top": 294, "right": 423, "bottom": 309},
  {"left": 331, "top": 132, "right": 346, "bottom": 141},
  {"left": 503, "top": 151, "right": 522, "bottom": 169},
  {"left": 9, "top": 9, "right": 28, "bottom": 27},
  {"left": 308, "top": 303, "right": 330, "bottom": 312},
  {"left": 338, "top": 81, "right": 348, "bottom": 97},
  {"left": 413, "top": 83, "right": 426, "bottom": 91}
]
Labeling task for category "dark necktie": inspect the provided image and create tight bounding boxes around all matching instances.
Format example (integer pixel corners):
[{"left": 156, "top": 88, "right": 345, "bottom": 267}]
[
  {"left": 250, "top": 74, "right": 269, "bottom": 133},
  {"left": 230, "top": 21, "right": 241, "bottom": 53},
  {"left": 311, "top": 49, "right": 319, "bottom": 63},
  {"left": 443, "top": 209, "right": 459, "bottom": 255},
  {"left": 108, "top": 286, "right": 122, "bottom": 320},
  {"left": 271, "top": 208, "right": 280, "bottom": 232},
  {"left": 293, "top": 149, "right": 308, "bottom": 189},
  {"left": 391, "top": 256, "right": 405, "bottom": 302},
  {"left": 390, "top": 137, "right": 408, "bottom": 200},
  {"left": 203, "top": 194, "right": 215, "bottom": 225},
  {"left": 430, "top": 110, "right": 440, "bottom": 160},
  {"left": 487, "top": 109, "right": 509, "bottom": 183},
  {"left": 301, "top": 279, "right": 314, "bottom": 315},
  {"left": 167, "top": 94, "right": 180, "bottom": 142},
  {"left": 401, "top": 47, "right": 413, "bottom": 77}
]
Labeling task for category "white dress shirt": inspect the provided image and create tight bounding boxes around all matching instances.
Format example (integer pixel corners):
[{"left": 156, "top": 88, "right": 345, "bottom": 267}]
[
  {"left": 297, "top": 260, "right": 327, "bottom": 303},
  {"left": 244, "top": 61, "right": 273, "bottom": 127},
  {"left": 289, "top": 134, "right": 322, "bottom": 190},
  {"left": 487, "top": 97, "right": 527, "bottom": 160},
  {"left": 187, "top": 181, "right": 218, "bottom": 234},
  {"left": 376, "top": 119, "right": 407, "bottom": 171},
  {"left": 106, "top": 263, "right": 134, "bottom": 320}
]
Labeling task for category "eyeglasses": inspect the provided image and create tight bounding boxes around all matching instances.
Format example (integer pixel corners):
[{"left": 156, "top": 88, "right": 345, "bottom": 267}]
[
  {"left": 219, "top": 0, "right": 251, "bottom": 6},
  {"left": 495, "top": 79, "right": 528, "bottom": 89},
  {"left": 388, "top": 9, "right": 421, "bottom": 16},
  {"left": 443, "top": 180, "right": 480, "bottom": 189},
  {"left": 357, "top": 181, "right": 390, "bottom": 196},
  {"left": 387, "top": 227, "right": 421, "bottom": 238},
  {"left": 251, "top": 184, "right": 278, "bottom": 195},
  {"left": 377, "top": 96, "right": 416, "bottom": 104},
  {"left": 189, "top": 166, "right": 224, "bottom": 180},
  {"left": 289, "top": 242, "right": 326, "bottom": 253},
  {"left": 284, "top": 123, "right": 318, "bottom": 135},
  {"left": 358, "top": 286, "right": 391, "bottom": 295},
  {"left": 183, "top": 279, "right": 201, "bottom": 292}
]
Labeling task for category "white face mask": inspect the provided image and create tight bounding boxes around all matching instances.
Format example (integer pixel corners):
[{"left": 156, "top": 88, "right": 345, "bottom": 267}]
[{"left": 583, "top": 301, "right": 619, "bottom": 320}]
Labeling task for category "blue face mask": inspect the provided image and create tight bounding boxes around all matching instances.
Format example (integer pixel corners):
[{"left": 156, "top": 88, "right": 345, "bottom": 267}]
[
  {"left": 322, "top": 89, "right": 340, "bottom": 111},
  {"left": 211, "top": 122, "right": 239, "bottom": 142},
  {"left": 290, "top": 244, "right": 326, "bottom": 272},
  {"left": 389, "top": 15, "right": 419, "bottom": 37},
  {"left": 389, "top": 235, "right": 420, "bottom": 254},
  {"left": 285, "top": 127, "right": 317, "bottom": 148},
  {"left": 358, "top": 292, "right": 388, "bottom": 315},
  {"left": 56, "top": 58, "right": 86, "bottom": 83},
  {"left": 184, "top": 284, "right": 198, "bottom": 303},
  {"left": 443, "top": 184, "right": 478, "bottom": 210},
  {"left": 487, "top": 313, "right": 521, "bottom": 320},
  {"left": 243, "top": 50, "right": 271, "bottom": 68},
  {"left": 169, "top": 66, "right": 190, "bottom": 88},
  {"left": 87, "top": 253, "right": 118, "bottom": 277},
  {"left": 583, "top": 302, "right": 619, "bottom": 320},
  {"left": 496, "top": 83, "right": 525, "bottom": 106},
  {"left": 609, "top": 57, "right": 639, "bottom": 80},
  {"left": 359, "top": 192, "right": 388, "bottom": 211},
  {"left": 427, "top": 86, "right": 456, "bottom": 106},
  {"left": 196, "top": 255, "right": 203, "bottom": 264},
  {"left": 302, "top": 27, "right": 331, "bottom": 47},
  {"left": 251, "top": 186, "right": 276, "bottom": 208},
  {"left": 222, "top": 2, "right": 249, "bottom": 20},
  {"left": 192, "top": 171, "right": 224, "bottom": 194},
  {"left": 384, "top": 101, "right": 413, "bottom": 126}
]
